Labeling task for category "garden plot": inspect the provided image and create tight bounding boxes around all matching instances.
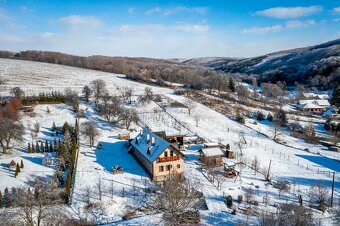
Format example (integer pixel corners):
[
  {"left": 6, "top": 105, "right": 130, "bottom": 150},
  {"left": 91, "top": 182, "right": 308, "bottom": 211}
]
[{"left": 0, "top": 104, "right": 76, "bottom": 192}]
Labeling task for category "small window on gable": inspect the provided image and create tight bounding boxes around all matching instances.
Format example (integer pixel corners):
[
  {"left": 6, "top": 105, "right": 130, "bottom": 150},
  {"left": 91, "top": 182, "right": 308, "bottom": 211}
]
[
  {"left": 170, "top": 150, "right": 174, "bottom": 156},
  {"left": 164, "top": 151, "right": 168, "bottom": 157}
]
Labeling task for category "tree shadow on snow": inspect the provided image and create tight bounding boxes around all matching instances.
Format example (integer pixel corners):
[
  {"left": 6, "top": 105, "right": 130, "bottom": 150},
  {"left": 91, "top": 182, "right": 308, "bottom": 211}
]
[
  {"left": 295, "top": 154, "right": 340, "bottom": 172},
  {"left": 94, "top": 140, "right": 148, "bottom": 177}
]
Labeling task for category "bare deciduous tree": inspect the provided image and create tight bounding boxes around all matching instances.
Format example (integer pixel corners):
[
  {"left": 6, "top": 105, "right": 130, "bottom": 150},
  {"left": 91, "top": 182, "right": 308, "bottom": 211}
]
[
  {"left": 96, "top": 177, "right": 103, "bottom": 201},
  {"left": 274, "top": 180, "right": 290, "bottom": 197},
  {"left": 309, "top": 183, "right": 329, "bottom": 211},
  {"left": 10, "top": 86, "right": 25, "bottom": 100},
  {"left": 91, "top": 79, "right": 107, "bottom": 107},
  {"left": 0, "top": 119, "right": 24, "bottom": 154},
  {"left": 244, "top": 187, "right": 255, "bottom": 204},
  {"left": 185, "top": 99, "right": 196, "bottom": 115},
  {"left": 81, "top": 121, "right": 100, "bottom": 147},
  {"left": 148, "top": 178, "right": 200, "bottom": 225},
  {"left": 119, "top": 108, "right": 139, "bottom": 130}
]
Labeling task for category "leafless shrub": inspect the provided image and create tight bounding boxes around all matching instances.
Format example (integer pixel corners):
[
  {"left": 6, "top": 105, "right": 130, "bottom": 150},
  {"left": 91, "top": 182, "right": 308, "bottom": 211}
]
[
  {"left": 244, "top": 188, "right": 255, "bottom": 204},
  {"left": 273, "top": 180, "right": 290, "bottom": 197},
  {"left": 309, "top": 183, "right": 329, "bottom": 212}
]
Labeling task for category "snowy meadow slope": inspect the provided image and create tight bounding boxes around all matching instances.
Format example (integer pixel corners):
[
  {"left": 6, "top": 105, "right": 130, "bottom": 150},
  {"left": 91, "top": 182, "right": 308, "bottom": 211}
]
[{"left": 0, "top": 58, "right": 339, "bottom": 225}]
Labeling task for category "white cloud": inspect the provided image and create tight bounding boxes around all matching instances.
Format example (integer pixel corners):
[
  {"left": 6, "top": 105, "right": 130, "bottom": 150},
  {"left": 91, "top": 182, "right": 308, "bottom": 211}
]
[
  {"left": 172, "top": 24, "right": 209, "bottom": 34},
  {"left": 255, "top": 6, "right": 323, "bottom": 19},
  {"left": 242, "top": 25, "right": 283, "bottom": 35},
  {"left": 128, "top": 7, "right": 135, "bottom": 14},
  {"left": 58, "top": 15, "right": 102, "bottom": 28},
  {"left": 145, "top": 6, "right": 208, "bottom": 16},
  {"left": 285, "top": 19, "right": 315, "bottom": 28},
  {"left": 333, "top": 7, "right": 340, "bottom": 13},
  {"left": 243, "top": 20, "right": 316, "bottom": 35}
]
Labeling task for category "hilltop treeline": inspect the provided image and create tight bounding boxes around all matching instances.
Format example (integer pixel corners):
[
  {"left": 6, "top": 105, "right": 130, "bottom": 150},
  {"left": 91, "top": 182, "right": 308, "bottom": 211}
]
[{"left": 0, "top": 50, "right": 225, "bottom": 89}]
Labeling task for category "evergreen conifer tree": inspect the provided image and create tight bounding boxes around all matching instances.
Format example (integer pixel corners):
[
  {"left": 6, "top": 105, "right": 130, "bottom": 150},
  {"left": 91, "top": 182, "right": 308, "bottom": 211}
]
[
  {"left": 28, "top": 142, "right": 31, "bottom": 153},
  {"left": 0, "top": 191, "right": 2, "bottom": 208},
  {"left": 15, "top": 163, "right": 20, "bottom": 177},
  {"left": 64, "top": 169, "right": 72, "bottom": 204},
  {"left": 331, "top": 87, "right": 340, "bottom": 108},
  {"left": 4, "top": 187, "right": 9, "bottom": 208},
  {"left": 20, "top": 160, "right": 24, "bottom": 168},
  {"left": 45, "top": 140, "right": 49, "bottom": 152},
  {"left": 36, "top": 141, "right": 40, "bottom": 153},
  {"left": 32, "top": 143, "right": 35, "bottom": 153},
  {"left": 229, "top": 77, "right": 235, "bottom": 92},
  {"left": 41, "top": 142, "right": 44, "bottom": 153},
  {"left": 51, "top": 121, "right": 56, "bottom": 132},
  {"left": 70, "top": 140, "right": 77, "bottom": 171},
  {"left": 50, "top": 141, "right": 53, "bottom": 152}
]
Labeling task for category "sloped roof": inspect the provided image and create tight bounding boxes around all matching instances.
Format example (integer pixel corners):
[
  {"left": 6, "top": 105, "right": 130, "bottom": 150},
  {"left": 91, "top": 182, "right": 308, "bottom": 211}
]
[
  {"left": 130, "top": 128, "right": 170, "bottom": 163},
  {"left": 200, "top": 147, "right": 224, "bottom": 157},
  {"left": 299, "top": 99, "right": 330, "bottom": 106},
  {"left": 303, "top": 103, "right": 324, "bottom": 109}
]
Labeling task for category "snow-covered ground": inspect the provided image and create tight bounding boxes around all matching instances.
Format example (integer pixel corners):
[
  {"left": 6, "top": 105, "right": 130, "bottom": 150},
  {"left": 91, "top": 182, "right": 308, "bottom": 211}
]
[
  {"left": 0, "top": 104, "right": 76, "bottom": 192},
  {"left": 0, "top": 58, "right": 339, "bottom": 225}
]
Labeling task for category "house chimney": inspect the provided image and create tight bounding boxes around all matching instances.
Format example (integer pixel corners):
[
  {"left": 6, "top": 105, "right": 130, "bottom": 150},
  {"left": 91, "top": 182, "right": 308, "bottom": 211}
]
[
  {"left": 151, "top": 137, "right": 155, "bottom": 145},
  {"left": 147, "top": 147, "right": 151, "bottom": 155},
  {"left": 146, "top": 134, "right": 150, "bottom": 142},
  {"left": 140, "top": 130, "right": 143, "bottom": 135}
]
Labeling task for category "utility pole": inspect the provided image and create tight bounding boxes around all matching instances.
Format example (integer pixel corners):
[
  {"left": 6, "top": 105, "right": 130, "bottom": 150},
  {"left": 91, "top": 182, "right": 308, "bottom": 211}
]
[
  {"left": 331, "top": 171, "right": 335, "bottom": 207},
  {"left": 266, "top": 160, "right": 272, "bottom": 181}
]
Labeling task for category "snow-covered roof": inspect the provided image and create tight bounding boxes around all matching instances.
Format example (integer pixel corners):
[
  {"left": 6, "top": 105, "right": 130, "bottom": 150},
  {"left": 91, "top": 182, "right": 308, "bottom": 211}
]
[
  {"left": 130, "top": 128, "right": 170, "bottom": 163},
  {"left": 299, "top": 99, "right": 330, "bottom": 107},
  {"left": 303, "top": 103, "right": 324, "bottom": 109},
  {"left": 200, "top": 147, "right": 224, "bottom": 157},
  {"left": 203, "top": 143, "right": 220, "bottom": 148},
  {"left": 302, "top": 93, "right": 329, "bottom": 100}
]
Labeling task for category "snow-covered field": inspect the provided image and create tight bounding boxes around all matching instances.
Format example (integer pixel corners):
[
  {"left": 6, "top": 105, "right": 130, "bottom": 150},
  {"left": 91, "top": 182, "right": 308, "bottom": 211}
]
[{"left": 0, "top": 58, "right": 339, "bottom": 225}]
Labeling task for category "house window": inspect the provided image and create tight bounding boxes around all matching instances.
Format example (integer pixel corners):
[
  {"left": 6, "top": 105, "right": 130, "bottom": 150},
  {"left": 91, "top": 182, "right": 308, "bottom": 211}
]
[
  {"left": 159, "top": 166, "right": 164, "bottom": 172},
  {"left": 164, "top": 151, "right": 168, "bottom": 157},
  {"left": 166, "top": 165, "right": 171, "bottom": 171},
  {"left": 170, "top": 150, "right": 174, "bottom": 156},
  {"left": 177, "top": 164, "right": 181, "bottom": 169}
]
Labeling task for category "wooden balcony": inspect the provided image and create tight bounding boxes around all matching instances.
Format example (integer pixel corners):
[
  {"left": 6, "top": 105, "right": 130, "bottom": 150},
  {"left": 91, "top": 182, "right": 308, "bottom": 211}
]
[{"left": 158, "top": 156, "right": 180, "bottom": 163}]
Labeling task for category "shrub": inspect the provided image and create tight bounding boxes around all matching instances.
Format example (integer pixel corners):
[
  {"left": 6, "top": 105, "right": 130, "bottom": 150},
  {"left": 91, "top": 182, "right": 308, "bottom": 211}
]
[
  {"left": 236, "top": 113, "right": 245, "bottom": 124},
  {"left": 256, "top": 111, "right": 265, "bottom": 121}
]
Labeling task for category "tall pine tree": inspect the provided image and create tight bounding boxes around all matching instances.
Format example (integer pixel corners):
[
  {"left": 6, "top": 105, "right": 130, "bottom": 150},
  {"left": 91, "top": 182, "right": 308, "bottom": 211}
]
[
  {"left": 32, "top": 142, "right": 35, "bottom": 153},
  {"left": 20, "top": 159, "right": 24, "bottom": 168},
  {"left": 0, "top": 191, "right": 2, "bottom": 208},
  {"left": 36, "top": 141, "right": 40, "bottom": 153}
]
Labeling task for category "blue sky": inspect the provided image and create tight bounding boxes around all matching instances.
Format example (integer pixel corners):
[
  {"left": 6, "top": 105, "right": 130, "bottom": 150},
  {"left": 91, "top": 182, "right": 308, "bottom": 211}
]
[{"left": 0, "top": 0, "right": 339, "bottom": 58}]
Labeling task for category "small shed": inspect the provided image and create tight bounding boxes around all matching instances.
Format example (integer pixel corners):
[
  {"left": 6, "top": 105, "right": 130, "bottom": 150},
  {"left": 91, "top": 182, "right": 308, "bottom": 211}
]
[
  {"left": 226, "top": 150, "right": 234, "bottom": 159},
  {"left": 119, "top": 133, "right": 131, "bottom": 140},
  {"left": 9, "top": 160, "right": 16, "bottom": 169},
  {"left": 199, "top": 147, "right": 224, "bottom": 167}
]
